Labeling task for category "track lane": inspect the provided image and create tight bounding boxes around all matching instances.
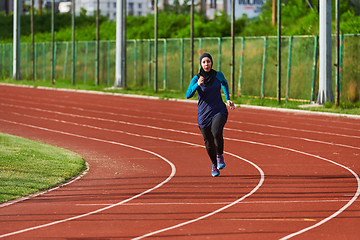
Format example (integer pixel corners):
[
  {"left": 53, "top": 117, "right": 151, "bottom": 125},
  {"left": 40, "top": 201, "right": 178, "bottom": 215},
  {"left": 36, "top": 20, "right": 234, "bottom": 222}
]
[
  {"left": 1, "top": 85, "right": 359, "bottom": 239},
  {"left": 0, "top": 118, "right": 264, "bottom": 239}
]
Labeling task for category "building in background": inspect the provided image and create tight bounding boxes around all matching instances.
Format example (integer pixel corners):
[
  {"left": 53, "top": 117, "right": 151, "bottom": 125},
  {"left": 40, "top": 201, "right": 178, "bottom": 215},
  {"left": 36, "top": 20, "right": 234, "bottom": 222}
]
[
  {"left": 21, "top": 0, "right": 61, "bottom": 13},
  {"left": 2, "top": 0, "right": 264, "bottom": 20},
  {"left": 225, "top": 0, "right": 265, "bottom": 19},
  {"left": 0, "top": 0, "right": 23, "bottom": 14},
  {"left": 74, "top": 0, "right": 148, "bottom": 20}
]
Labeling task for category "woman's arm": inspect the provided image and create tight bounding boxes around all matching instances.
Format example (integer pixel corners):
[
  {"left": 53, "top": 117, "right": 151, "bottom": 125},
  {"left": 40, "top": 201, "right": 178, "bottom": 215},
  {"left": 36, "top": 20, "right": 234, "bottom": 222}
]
[
  {"left": 186, "top": 76, "right": 200, "bottom": 99},
  {"left": 217, "top": 72, "right": 231, "bottom": 101},
  {"left": 217, "top": 72, "right": 235, "bottom": 110}
]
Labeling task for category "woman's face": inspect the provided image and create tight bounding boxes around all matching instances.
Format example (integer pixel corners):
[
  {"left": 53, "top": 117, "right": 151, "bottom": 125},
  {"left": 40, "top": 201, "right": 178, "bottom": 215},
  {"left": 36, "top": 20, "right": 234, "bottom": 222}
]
[{"left": 201, "top": 57, "right": 212, "bottom": 72}]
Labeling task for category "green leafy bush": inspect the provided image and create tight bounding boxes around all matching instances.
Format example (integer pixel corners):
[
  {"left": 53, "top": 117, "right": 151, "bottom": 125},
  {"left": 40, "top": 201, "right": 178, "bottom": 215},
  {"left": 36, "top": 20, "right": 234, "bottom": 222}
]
[{"left": 0, "top": 0, "right": 359, "bottom": 43}]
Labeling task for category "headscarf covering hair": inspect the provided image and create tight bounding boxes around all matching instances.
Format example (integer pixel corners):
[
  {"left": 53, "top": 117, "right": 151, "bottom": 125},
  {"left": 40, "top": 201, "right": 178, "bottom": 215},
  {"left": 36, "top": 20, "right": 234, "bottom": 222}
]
[{"left": 197, "top": 53, "right": 217, "bottom": 87}]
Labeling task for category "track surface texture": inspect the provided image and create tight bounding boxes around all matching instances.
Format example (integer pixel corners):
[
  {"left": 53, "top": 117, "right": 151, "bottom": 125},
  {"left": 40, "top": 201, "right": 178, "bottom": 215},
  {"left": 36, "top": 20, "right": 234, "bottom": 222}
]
[{"left": 0, "top": 85, "right": 359, "bottom": 240}]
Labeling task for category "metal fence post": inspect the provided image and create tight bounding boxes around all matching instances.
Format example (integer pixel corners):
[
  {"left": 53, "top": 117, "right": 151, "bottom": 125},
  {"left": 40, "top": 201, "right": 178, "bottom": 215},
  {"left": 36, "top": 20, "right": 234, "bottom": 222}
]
[
  {"left": 107, "top": 41, "right": 110, "bottom": 86},
  {"left": 180, "top": 38, "right": 184, "bottom": 91},
  {"left": 190, "top": 0, "right": 194, "bottom": 79},
  {"left": 311, "top": 35, "right": 319, "bottom": 102},
  {"left": 261, "top": 37, "right": 268, "bottom": 99},
  {"left": 164, "top": 39, "right": 167, "bottom": 90},
  {"left": 218, "top": 38, "right": 221, "bottom": 72},
  {"left": 335, "top": 0, "right": 340, "bottom": 105},
  {"left": 84, "top": 42, "right": 88, "bottom": 83},
  {"left": 154, "top": 0, "right": 158, "bottom": 93},
  {"left": 237, "top": 37, "right": 244, "bottom": 97},
  {"left": 134, "top": 40, "right": 137, "bottom": 85},
  {"left": 63, "top": 42, "right": 69, "bottom": 79},
  {"left": 0, "top": 44, "right": 2, "bottom": 74},
  {"left": 231, "top": 0, "right": 235, "bottom": 97},
  {"left": 25, "top": 43, "right": 28, "bottom": 78},
  {"left": 0, "top": 44, "right": 2, "bottom": 75},
  {"left": 2, "top": 44, "right": 4, "bottom": 75},
  {"left": 34, "top": 43, "right": 37, "bottom": 80},
  {"left": 96, "top": 0, "right": 100, "bottom": 86},
  {"left": 10, "top": 44, "right": 13, "bottom": 78},
  {"left": 43, "top": 43, "right": 46, "bottom": 80},
  {"left": 95, "top": 41, "right": 99, "bottom": 85},
  {"left": 339, "top": 34, "right": 343, "bottom": 95},
  {"left": 74, "top": 42, "right": 77, "bottom": 82},
  {"left": 148, "top": 40, "right": 151, "bottom": 86},
  {"left": 71, "top": 0, "right": 75, "bottom": 85},
  {"left": 277, "top": 0, "right": 282, "bottom": 104},
  {"left": 286, "top": 36, "right": 293, "bottom": 102},
  {"left": 51, "top": 0, "right": 55, "bottom": 84},
  {"left": 54, "top": 42, "right": 57, "bottom": 81}
]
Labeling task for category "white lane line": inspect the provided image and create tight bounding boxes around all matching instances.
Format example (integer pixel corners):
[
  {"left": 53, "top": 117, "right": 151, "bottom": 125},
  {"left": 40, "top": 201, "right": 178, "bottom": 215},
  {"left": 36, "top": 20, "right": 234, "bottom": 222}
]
[
  {"left": 2, "top": 84, "right": 360, "bottom": 123},
  {"left": 3, "top": 109, "right": 360, "bottom": 153},
  {"left": 75, "top": 199, "right": 352, "bottom": 206},
  {"left": 0, "top": 119, "right": 177, "bottom": 239},
  {"left": 0, "top": 118, "right": 264, "bottom": 239},
  {"left": 229, "top": 120, "right": 360, "bottom": 139},
  {"left": 0, "top": 103, "right": 199, "bottom": 136},
  {"left": 0, "top": 97, "right": 196, "bottom": 126},
  {"left": 2, "top": 100, "right": 360, "bottom": 139},
  {"left": 2, "top": 106, "right": 360, "bottom": 151},
  {"left": 225, "top": 138, "right": 360, "bottom": 240},
  {"left": 29, "top": 109, "right": 354, "bottom": 239},
  {"left": 132, "top": 142, "right": 359, "bottom": 239},
  {"left": 132, "top": 152, "right": 265, "bottom": 240},
  {"left": 1, "top": 109, "right": 359, "bottom": 238},
  {"left": 9, "top": 95, "right": 360, "bottom": 132},
  {"left": 227, "top": 127, "right": 360, "bottom": 150},
  {"left": 281, "top": 173, "right": 360, "bottom": 239},
  {"left": 236, "top": 104, "right": 360, "bottom": 122}
]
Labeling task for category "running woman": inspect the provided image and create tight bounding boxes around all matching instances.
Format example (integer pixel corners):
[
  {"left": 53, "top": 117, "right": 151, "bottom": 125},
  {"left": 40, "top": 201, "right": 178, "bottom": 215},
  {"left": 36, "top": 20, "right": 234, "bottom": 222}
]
[{"left": 186, "top": 53, "right": 235, "bottom": 177}]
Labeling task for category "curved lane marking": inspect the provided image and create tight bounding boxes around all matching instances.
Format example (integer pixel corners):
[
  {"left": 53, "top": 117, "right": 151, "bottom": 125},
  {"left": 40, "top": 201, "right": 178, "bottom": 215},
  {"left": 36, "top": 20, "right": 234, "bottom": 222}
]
[
  {"left": 0, "top": 119, "right": 177, "bottom": 239},
  {"left": 1, "top": 103, "right": 359, "bottom": 238},
  {"left": 3, "top": 107, "right": 360, "bottom": 151},
  {"left": 227, "top": 138, "right": 360, "bottom": 240},
  {"left": 1, "top": 102, "right": 360, "bottom": 140},
  {"left": 132, "top": 150, "right": 265, "bottom": 240},
  {"left": 2, "top": 104, "right": 360, "bottom": 151},
  {"left": 4, "top": 114, "right": 358, "bottom": 239},
  {"left": 0, "top": 119, "right": 264, "bottom": 239}
]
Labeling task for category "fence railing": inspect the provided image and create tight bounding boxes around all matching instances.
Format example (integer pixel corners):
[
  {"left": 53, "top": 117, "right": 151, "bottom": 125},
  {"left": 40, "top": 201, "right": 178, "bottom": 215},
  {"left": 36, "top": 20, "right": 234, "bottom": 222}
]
[{"left": 1, "top": 34, "right": 359, "bottom": 102}]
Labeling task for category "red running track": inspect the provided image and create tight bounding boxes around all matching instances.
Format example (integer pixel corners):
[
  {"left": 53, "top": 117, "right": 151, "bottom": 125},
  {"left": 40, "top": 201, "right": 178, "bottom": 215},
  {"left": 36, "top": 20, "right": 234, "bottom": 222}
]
[{"left": 0, "top": 84, "right": 359, "bottom": 240}]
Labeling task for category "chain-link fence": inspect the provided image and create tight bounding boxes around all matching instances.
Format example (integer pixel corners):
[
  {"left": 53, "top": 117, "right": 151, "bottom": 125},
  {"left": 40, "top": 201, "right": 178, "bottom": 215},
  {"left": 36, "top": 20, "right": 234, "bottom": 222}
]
[{"left": 1, "top": 34, "right": 359, "bottom": 102}]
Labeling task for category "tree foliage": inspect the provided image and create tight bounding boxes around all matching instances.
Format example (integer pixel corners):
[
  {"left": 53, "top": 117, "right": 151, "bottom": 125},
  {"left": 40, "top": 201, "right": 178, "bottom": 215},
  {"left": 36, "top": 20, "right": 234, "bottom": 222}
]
[
  {"left": 0, "top": 0, "right": 359, "bottom": 43},
  {"left": 242, "top": 0, "right": 360, "bottom": 36}
]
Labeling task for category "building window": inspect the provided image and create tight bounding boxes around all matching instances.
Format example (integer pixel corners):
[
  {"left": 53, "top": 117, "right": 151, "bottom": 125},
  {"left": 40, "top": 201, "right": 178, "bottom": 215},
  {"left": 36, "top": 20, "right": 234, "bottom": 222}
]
[
  {"left": 128, "top": 2, "right": 134, "bottom": 15},
  {"left": 138, "top": 3, "right": 142, "bottom": 9}
]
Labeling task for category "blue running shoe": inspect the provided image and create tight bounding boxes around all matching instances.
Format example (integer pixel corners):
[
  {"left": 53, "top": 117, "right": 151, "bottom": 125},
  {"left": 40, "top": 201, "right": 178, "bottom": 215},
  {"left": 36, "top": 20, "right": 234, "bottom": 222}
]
[
  {"left": 217, "top": 155, "right": 226, "bottom": 169},
  {"left": 212, "top": 164, "right": 220, "bottom": 177}
]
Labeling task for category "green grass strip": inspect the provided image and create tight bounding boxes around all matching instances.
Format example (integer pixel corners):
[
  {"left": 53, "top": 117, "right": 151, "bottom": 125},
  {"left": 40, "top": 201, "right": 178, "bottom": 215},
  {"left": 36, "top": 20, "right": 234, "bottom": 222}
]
[{"left": 0, "top": 133, "right": 87, "bottom": 203}]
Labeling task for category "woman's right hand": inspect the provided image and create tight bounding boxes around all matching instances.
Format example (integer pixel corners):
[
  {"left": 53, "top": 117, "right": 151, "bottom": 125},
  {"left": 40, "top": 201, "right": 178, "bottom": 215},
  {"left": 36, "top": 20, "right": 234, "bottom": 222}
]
[{"left": 197, "top": 76, "right": 204, "bottom": 86}]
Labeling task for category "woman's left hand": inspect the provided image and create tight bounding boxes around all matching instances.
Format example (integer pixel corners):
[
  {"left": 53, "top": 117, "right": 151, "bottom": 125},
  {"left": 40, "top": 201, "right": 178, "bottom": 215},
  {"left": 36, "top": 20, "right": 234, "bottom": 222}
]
[{"left": 227, "top": 100, "right": 235, "bottom": 110}]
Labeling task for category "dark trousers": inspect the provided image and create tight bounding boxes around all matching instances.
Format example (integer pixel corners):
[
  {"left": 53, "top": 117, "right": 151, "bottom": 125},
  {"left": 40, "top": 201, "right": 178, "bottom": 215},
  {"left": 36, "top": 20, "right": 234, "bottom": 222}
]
[{"left": 199, "top": 114, "right": 228, "bottom": 166}]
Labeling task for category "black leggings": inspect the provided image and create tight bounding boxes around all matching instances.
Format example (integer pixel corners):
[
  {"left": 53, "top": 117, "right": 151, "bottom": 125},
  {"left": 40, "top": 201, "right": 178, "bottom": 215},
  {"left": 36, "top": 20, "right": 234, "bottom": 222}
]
[{"left": 199, "top": 114, "right": 228, "bottom": 166}]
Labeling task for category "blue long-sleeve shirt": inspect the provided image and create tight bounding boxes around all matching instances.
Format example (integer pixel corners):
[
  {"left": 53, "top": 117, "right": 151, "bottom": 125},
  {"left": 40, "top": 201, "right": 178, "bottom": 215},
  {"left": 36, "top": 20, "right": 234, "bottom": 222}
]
[{"left": 186, "top": 71, "right": 231, "bottom": 128}]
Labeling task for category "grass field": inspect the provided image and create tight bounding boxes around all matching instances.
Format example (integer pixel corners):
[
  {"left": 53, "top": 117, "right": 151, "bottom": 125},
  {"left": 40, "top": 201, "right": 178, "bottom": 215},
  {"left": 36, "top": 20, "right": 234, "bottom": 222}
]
[{"left": 0, "top": 132, "right": 87, "bottom": 203}]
